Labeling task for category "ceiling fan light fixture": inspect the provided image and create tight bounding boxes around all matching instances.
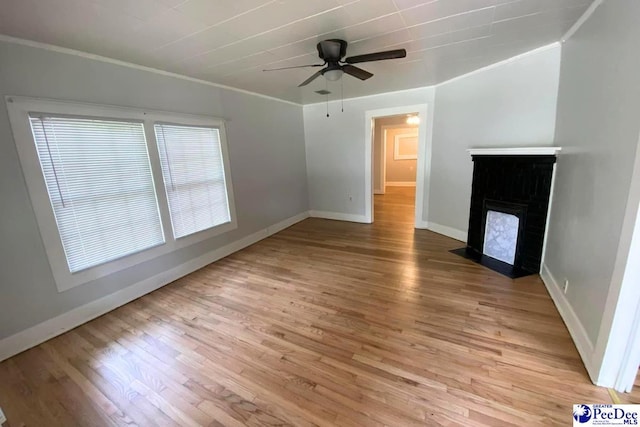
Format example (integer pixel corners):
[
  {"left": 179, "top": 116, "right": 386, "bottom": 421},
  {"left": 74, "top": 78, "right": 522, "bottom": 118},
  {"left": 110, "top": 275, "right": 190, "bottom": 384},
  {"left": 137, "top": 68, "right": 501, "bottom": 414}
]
[
  {"left": 324, "top": 69, "right": 343, "bottom": 81},
  {"left": 406, "top": 115, "right": 420, "bottom": 125}
]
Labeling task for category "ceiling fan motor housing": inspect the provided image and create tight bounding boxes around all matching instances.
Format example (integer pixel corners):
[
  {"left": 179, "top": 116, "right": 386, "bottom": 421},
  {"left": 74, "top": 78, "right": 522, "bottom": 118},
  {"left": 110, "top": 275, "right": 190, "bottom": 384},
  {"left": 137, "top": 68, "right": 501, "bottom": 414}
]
[{"left": 317, "top": 39, "right": 347, "bottom": 62}]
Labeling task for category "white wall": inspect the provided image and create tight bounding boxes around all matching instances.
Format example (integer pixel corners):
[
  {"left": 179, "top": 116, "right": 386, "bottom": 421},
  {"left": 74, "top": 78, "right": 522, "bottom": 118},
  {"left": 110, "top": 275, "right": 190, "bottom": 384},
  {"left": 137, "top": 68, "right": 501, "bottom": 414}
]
[
  {"left": 542, "top": 0, "right": 640, "bottom": 385},
  {"left": 304, "top": 87, "right": 434, "bottom": 221},
  {"left": 304, "top": 44, "right": 561, "bottom": 235},
  {"left": 0, "top": 40, "right": 308, "bottom": 342},
  {"left": 428, "top": 44, "right": 562, "bottom": 236}
]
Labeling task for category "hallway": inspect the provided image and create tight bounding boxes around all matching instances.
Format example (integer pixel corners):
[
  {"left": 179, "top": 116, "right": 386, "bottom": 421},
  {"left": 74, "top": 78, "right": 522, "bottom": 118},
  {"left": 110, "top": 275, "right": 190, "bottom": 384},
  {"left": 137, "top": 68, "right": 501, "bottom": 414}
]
[{"left": 374, "top": 186, "right": 416, "bottom": 227}]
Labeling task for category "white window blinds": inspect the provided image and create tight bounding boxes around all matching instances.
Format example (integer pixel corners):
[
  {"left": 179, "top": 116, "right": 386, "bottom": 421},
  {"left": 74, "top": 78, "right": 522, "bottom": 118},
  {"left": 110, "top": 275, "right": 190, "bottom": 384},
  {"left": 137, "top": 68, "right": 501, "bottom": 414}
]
[
  {"left": 154, "top": 124, "right": 231, "bottom": 238},
  {"left": 29, "top": 116, "right": 165, "bottom": 273}
]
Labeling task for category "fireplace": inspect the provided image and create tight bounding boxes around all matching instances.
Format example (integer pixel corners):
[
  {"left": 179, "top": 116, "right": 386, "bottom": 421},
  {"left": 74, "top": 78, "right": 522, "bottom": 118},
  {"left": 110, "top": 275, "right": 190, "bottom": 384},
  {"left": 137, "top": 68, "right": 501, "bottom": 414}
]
[{"left": 451, "top": 147, "right": 561, "bottom": 278}]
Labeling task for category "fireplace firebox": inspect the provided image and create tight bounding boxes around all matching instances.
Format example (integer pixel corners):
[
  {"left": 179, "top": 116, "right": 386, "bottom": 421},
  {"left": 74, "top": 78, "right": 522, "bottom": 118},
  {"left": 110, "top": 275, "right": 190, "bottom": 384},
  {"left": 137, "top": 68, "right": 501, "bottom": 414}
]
[{"left": 451, "top": 148, "right": 560, "bottom": 278}]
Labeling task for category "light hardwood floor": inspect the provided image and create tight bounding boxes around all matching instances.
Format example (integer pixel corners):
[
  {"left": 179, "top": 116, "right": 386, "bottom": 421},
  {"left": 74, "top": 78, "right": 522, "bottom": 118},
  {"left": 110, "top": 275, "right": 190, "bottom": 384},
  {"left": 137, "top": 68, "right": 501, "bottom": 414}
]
[{"left": 0, "top": 187, "right": 623, "bottom": 426}]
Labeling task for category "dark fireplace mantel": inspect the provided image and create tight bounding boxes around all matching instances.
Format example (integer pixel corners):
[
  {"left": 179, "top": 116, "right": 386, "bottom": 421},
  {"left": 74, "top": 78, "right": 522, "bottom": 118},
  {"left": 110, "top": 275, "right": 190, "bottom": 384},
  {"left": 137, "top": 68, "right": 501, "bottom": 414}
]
[{"left": 452, "top": 147, "right": 561, "bottom": 278}]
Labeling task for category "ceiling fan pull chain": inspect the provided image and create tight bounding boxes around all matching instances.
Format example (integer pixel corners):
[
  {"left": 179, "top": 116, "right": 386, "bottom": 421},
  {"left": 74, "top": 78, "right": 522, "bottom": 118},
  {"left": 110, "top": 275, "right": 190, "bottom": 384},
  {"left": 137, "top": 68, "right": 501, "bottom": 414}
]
[
  {"left": 326, "top": 79, "right": 330, "bottom": 117},
  {"left": 341, "top": 78, "right": 344, "bottom": 113}
]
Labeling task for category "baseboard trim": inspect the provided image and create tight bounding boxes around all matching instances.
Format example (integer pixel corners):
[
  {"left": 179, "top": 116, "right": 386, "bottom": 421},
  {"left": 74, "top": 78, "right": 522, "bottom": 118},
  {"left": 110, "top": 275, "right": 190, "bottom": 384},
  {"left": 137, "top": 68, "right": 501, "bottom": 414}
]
[
  {"left": 309, "top": 210, "right": 370, "bottom": 223},
  {"left": 0, "top": 211, "right": 310, "bottom": 362},
  {"left": 540, "top": 263, "right": 597, "bottom": 383},
  {"left": 423, "top": 222, "right": 467, "bottom": 242},
  {"left": 385, "top": 182, "right": 416, "bottom": 187},
  {"left": 266, "top": 211, "right": 310, "bottom": 235}
]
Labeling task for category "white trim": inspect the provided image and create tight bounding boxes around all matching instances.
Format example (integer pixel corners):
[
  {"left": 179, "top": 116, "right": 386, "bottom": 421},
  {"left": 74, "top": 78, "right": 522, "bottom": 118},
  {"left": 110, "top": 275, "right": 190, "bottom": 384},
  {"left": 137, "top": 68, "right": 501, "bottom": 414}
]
[
  {"left": 0, "top": 35, "right": 301, "bottom": 107},
  {"left": 0, "top": 211, "right": 310, "bottom": 362},
  {"left": 0, "top": 36, "right": 565, "bottom": 108},
  {"left": 394, "top": 133, "right": 419, "bottom": 160},
  {"left": 377, "top": 126, "right": 389, "bottom": 195},
  {"left": 616, "top": 292, "right": 640, "bottom": 392},
  {"left": 385, "top": 182, "right": 416, "bottom": 187},
  {"left": 437, "top": 43, "right": 561, "bottom": 87},
  {"left": 415, "top": 220, "right": 430, "bottom": 229},
  {"left": 416, "top": 102, "right": 433, "bottom": 227},
  {"left": 364, "top": 104, "right": 432, "bottom": 227},
  {"left": 6, "top": 96, "right": 238, "bottom": 292},
  {"left": 382, "top": 128, "right": 387, "bottom": 194},
  {"left": 592, "top": 131, "right": 640, "bottom": 389},
  {"left": 561, "top": 0, "right": 604, "bottom": 42},
  {"left": 265, "top": 212, "right": 310, "bottom": 234},
  {"left": 422, "top": 222, "right": 467, "bottom": 242},
  {"left": 540, "top": 263, "right": 597, "bottom": 383},
  {"left": 0, "top": 36, "right": 567, "bottom": 108},
  {"left": 467, "top": 147, "right": 562, "bottom": 156},
  {"left": 309, "top": 210, "right": 368, "bottom": 223},
  {"left": 540, "top": 163, "right": 558, "bottom": 272},
  {"left": 613, "top": 196, "right": 640, "bottom": 392},
  {"left": 365, "top": 112, "right": 374, "bottom": 223}
]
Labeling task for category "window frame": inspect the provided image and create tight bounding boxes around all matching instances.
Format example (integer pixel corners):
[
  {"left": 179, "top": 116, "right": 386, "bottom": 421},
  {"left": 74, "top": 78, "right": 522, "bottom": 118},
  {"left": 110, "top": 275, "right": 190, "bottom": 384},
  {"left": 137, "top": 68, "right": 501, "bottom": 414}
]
[
  {"left": 6, "top": 96, "right": 237, "bottom": 292},
  {"left": 393, "top": 132, "right": 418, "bottom": 160},
  {"left": 154, "top": 122, "right": 232, "bottom": 239}
]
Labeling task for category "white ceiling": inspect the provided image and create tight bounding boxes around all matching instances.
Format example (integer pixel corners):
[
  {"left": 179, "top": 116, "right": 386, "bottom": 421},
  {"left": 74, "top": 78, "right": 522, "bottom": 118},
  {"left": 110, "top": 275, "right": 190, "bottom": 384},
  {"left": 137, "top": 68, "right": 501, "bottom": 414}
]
[{"left": 0, "top": 0, "right": 591, "bottom": 104}]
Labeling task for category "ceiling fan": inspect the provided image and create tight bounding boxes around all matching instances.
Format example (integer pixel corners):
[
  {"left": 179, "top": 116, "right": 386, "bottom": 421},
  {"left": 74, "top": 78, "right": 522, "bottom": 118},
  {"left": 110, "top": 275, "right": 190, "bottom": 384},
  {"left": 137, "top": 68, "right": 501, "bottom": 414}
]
[{"left": 263, "top": 39, "right": 406, "bottom": 87}]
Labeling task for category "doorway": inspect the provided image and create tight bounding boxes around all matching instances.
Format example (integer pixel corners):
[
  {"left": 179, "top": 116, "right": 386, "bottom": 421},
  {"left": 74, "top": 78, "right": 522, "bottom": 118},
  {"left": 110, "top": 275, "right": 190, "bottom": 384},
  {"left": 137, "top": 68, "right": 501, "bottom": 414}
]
[
  {"left": 364, "top": 104, "right": 431, "bottom": 226},
  {"left": 373, "top": 115, "right": 419, "bottom": 226}
]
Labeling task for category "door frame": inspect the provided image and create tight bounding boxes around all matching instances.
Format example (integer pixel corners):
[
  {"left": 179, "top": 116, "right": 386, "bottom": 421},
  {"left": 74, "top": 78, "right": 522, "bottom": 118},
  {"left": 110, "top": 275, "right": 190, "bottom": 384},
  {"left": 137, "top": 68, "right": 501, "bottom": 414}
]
[{"left": 364, "top": 104, "right": 431, "bottom": 225}]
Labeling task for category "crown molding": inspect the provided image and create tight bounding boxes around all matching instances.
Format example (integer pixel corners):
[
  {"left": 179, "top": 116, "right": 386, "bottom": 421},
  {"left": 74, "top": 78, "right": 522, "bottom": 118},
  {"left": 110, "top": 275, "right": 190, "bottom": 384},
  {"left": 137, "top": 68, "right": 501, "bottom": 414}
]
[
  {"left": 562, "top": 0, "right": 604, "bottom": 43},
  {"left": 0, "top": 34, "right": 302, "bottom": 107},
  {"left": 0, "top": 23, "right": 578, "bottom": 108}
]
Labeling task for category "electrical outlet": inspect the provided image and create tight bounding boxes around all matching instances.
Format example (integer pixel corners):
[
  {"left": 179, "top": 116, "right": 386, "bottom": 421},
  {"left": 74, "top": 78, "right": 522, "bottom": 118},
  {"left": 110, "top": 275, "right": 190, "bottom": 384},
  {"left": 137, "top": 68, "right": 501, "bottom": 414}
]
[
  {"left": 0, "top": 406, "right": 7, "bottom": 425},
  {"left": 348, "top": 195, "right": 352, "bottom": 201},
  {"left": 563, "top": 279, "right": 569, "bottom": 294}
]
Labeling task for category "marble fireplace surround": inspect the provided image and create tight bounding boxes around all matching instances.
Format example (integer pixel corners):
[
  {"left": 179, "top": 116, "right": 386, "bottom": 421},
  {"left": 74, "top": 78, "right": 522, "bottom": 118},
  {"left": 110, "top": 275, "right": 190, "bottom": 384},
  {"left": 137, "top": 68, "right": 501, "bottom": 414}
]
[
  {"left": 451, "top": 147, "right": 561, "bottom": 278},
  {"left": 482, "top": 201, "right": 526, "bottom": 265}
]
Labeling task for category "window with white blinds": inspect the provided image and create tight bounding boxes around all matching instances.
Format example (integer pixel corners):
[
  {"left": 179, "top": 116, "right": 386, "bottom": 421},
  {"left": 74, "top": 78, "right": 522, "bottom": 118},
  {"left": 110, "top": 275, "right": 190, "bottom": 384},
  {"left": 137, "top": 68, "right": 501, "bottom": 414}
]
[
  {"left": 154, "top": 123, "right": 231, "bottom": 238},
  {"left": 8, "top": 97, "right": 237, "bottom": 292},
  {"left": 29, "top": 116, "right": 165, "bottom": 272}
]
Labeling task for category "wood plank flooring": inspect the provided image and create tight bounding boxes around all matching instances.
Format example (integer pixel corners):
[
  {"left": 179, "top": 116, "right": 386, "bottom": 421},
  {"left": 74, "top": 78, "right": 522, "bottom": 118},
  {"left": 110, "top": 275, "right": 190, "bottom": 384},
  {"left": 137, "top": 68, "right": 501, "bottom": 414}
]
[{"left": 0, "top": 187, "right": 622, "bottom": 426}]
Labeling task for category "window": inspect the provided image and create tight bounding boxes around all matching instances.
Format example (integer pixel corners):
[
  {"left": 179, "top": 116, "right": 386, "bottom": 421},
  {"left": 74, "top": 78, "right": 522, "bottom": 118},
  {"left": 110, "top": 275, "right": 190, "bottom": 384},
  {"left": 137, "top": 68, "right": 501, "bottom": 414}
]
[
  {"left": 7, "top": 97, "right": 236, "bottom": 292},
  {"left": 155, "top": 124, "right": 231, "bottom": 238},
  {"left": 29, "top": 116, "right": 164, "bottom": 272}
]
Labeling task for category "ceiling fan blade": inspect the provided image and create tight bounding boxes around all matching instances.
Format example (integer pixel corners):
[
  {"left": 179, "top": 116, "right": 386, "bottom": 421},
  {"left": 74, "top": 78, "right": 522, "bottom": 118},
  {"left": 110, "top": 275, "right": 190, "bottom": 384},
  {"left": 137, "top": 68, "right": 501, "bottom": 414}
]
[
  {"left": 263, "top": 64, "right": 324, "bottom": 71},
  {"left": 342, "top": 64, "right": 373, "bottom": 81},
  {"left": 344, "top": 49, "right": 406, "bottom": 64},
  {"left": 298, "top": 69, "right": 324, "bottom": 87}
]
